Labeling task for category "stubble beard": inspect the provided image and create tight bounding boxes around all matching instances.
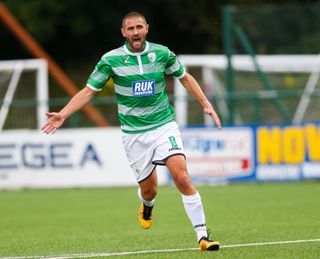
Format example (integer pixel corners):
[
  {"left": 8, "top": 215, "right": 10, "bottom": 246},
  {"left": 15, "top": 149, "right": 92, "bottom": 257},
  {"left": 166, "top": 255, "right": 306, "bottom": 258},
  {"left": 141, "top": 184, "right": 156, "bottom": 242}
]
[{"left": 129, "top": 35, "right": 146, "bottom": 52}]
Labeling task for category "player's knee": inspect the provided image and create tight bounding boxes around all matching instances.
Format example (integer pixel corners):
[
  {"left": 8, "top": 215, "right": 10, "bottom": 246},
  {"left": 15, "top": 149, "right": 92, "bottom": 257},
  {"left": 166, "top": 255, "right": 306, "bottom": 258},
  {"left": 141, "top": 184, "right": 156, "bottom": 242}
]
[{"left": 141, "top": 186, "right": 157, "bottom": 201}]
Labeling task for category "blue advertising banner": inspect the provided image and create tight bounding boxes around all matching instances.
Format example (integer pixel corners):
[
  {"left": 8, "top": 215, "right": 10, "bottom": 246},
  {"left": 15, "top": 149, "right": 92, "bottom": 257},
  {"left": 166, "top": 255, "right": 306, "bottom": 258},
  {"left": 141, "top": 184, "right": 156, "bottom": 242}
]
[{"left": 179, "top": 122, "right": 320, "bottom": 184}]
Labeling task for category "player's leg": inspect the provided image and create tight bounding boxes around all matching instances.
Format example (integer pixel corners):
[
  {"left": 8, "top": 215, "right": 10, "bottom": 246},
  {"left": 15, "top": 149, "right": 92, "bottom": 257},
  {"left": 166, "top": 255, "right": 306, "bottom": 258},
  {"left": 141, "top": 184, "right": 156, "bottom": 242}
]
[
  {"left": 138, "top": 168, "right": 158, "bottom": 202},
  {"left": 137, "top": 168, "right": 158, "bottom": 229},
  {"left": 121, "top": 130, "right": 159, "bottom": 229},
  {"left": 165, "top": 154, "right": 195, "bottom": 195},
  {"left": 165, "top": 155, "right": 220, "bottom": 251}
]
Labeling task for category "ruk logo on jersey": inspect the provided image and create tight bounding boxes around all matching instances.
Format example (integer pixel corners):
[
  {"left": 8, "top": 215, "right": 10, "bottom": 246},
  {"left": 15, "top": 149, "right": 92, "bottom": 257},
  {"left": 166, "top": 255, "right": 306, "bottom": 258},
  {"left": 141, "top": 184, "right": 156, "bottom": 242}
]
[{"left": 132, "top": 80, "right": 155, "bottom": 96}]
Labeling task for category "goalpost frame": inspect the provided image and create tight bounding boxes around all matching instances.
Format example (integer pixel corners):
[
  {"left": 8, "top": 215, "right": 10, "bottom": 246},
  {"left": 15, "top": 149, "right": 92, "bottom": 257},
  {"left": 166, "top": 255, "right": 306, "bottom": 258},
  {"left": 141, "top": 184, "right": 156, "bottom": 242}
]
[
  {"left": 175, "top": 54, "right": 320, "bottom": 127},
  {"left": 0, "top": 59, "right": 48, "bottom": 130}
]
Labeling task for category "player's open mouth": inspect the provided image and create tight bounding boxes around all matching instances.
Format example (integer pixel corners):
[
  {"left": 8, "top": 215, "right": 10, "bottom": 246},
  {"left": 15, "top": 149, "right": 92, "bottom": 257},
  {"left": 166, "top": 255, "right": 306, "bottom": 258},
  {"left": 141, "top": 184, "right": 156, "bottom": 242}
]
[
  {"left": 130, "top": 39, "right": 143, "bottom": 51},
  {"left": 132, "top": 38, "right": 141, "bottom": 44}
]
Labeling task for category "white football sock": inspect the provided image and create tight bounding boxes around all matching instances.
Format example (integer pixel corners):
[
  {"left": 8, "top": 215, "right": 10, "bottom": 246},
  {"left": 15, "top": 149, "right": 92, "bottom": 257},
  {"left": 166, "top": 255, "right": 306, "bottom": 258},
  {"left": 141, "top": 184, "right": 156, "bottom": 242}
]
[
  {"left": 182, "top": 191, "right": 207, "bottom": 242},
  {"left": 137, "top": 187, "right": 155, "bottom": 207}
]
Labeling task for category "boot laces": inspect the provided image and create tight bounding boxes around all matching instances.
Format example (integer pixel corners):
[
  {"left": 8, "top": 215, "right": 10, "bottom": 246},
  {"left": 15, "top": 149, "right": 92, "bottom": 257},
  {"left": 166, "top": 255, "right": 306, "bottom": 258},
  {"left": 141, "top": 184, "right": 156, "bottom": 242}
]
[{"left": 199, "top": 228, "right": 213, "bottom": 243}]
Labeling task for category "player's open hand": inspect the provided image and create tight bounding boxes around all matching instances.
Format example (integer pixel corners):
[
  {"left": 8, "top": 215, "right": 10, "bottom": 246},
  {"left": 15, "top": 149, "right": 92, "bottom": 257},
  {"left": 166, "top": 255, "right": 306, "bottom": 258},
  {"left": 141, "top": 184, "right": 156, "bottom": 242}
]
[
  {"left": 204, "top": 105, "right": 222, "bottom": 130},
  {"left": 41, "top": 112, "right": 65, "bottom": 134}
]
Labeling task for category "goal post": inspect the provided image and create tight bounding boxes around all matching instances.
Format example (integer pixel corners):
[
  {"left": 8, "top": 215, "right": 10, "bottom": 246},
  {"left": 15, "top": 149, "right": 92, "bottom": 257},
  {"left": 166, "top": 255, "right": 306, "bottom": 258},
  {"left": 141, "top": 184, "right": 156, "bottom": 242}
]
[
  {"left": 0, "top": 59, "right": 48, "bottom": 130},
  {"left": 175, "top": 54, "right": 320, "bottom": 127}
]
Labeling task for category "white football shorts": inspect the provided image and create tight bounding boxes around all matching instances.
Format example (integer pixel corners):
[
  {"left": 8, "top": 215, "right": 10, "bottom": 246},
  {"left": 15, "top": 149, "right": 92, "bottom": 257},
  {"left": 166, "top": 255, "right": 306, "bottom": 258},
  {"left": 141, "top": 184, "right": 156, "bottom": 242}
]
[{"left": 121, "top": 121, "right": 185, "bottom": 182}]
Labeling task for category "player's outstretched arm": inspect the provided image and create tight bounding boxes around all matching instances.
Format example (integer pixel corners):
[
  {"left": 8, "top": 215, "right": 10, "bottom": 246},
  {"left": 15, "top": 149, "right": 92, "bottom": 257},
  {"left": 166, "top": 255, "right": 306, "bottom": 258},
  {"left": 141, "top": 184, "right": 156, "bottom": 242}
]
[
  {"left": 179, "top": 72, "right": 222, "bottom": 130},
  {"left": 41, "top": 86, "right": 96, "bottom": 134}
]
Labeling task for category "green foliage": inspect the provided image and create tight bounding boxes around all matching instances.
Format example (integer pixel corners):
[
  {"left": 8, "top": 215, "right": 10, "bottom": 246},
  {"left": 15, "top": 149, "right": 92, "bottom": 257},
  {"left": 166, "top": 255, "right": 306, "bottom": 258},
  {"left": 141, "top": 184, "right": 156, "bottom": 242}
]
[
  {"left": 233, "top": 3, "right": 320, "bottom": 54},
  {"left": 1, "top": 0, "right": 319, "bottom": 71},
  {"left": 2, "top": 0, "right": 320, "bottom": 57},
  {"left": 2, "top": 0, "right": 319, "bottom": 70}
]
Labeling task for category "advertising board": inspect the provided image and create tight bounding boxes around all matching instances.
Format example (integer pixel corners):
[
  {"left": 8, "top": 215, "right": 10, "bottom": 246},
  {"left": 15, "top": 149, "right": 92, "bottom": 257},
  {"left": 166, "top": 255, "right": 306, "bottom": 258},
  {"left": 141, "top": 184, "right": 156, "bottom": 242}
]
[
  {"left": 181, "top": 127, "right": 254, "bottom": 183},
  {"left": 0, "top": 128, "right": 136, "bottom": 188},
  {"left": 1, "top": 122, "right": 319, "bottom": 189},
  {"left": 256, "top": 124, "right": 320, "bottom": 180}
]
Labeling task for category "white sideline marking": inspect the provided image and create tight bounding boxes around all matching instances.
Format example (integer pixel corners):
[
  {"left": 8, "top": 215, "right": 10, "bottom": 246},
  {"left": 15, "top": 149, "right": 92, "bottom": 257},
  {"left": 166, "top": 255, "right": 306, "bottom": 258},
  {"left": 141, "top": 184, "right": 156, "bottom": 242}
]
[{"left": 1, "top": 238, "right": 320, "bottom": 259}]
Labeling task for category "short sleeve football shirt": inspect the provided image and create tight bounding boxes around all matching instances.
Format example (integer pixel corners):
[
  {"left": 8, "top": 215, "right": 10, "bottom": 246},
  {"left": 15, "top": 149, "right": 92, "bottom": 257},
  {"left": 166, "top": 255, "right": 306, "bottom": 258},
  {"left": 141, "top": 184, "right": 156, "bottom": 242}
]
[{"left": 87, "top": 41, "right": 185, "bottom": 134}]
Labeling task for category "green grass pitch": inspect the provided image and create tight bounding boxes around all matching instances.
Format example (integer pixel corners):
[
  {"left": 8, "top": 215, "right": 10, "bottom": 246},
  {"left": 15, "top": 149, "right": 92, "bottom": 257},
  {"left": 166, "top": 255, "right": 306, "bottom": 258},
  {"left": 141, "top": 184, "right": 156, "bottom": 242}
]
[{"left": 0, "top": 181, "right": 319, "bottom": 258}]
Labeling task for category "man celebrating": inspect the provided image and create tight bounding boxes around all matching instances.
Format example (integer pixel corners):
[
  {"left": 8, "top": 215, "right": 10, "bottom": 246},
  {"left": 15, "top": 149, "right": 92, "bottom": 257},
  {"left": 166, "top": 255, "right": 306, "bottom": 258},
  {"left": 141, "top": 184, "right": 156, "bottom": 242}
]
[{"left": 42, "top": 11, "right": 221, "bottom": 251}]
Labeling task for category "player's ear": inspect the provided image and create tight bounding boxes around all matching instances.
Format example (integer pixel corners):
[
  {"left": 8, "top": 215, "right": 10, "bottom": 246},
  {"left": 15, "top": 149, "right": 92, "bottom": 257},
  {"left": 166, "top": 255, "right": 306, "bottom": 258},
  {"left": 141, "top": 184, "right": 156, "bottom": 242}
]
[
  {"left": 121, "top": 27, "right": 126, "bottom": 37},
  {"left": 146, "top": 23, "right": 149, "bottom": 34}
]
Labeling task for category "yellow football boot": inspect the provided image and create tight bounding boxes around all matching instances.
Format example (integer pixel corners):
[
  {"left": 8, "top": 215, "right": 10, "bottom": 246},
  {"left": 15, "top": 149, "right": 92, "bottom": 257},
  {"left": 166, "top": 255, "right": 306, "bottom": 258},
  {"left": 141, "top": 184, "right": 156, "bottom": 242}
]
[
  {"left": 199, "top": 237, "right": 220, "bottom": 251},
  {"left": 198, "top": 230, "right": 220, "bottom": 251},
  {"left": 138, "top": 203, "right": 153, "bottom": 229}
]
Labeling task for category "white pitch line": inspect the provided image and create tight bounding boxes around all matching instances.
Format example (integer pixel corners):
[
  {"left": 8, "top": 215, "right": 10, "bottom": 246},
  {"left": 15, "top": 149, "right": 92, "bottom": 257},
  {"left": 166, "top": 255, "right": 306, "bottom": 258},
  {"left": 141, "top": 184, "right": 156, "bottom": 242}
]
[
  {"left": 1, "top": 238, "right": 320, "bottom": 259},
  {"left": 222, "top": 238, "right": 320, "bottom": 248}
]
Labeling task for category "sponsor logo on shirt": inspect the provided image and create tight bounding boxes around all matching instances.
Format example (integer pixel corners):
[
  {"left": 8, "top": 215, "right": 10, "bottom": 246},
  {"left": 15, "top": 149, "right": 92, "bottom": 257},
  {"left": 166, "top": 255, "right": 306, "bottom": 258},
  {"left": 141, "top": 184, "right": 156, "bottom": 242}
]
[
  {"left": 132, "top": 80, "right": 155, "bottom": 96},
  {"left": 122, "top": 56, "right": 131, "bottom": 64}
]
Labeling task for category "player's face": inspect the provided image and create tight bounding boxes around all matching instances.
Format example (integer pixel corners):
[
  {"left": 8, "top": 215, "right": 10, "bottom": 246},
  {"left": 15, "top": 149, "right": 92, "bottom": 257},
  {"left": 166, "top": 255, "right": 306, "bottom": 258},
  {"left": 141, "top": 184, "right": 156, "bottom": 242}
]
[{"left": 121, "top": 16, "right": 149, "bottom": 52}]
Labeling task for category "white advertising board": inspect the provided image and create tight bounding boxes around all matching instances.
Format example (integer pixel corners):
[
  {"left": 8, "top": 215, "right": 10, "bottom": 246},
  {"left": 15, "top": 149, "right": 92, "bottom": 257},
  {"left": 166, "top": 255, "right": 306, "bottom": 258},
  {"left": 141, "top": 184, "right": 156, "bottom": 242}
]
[
  {"left": 181, "top": 127, "right": 254, "bottom": 182},
  {"left": 0, "top": 128, "right": 138, "bottom": 189}
]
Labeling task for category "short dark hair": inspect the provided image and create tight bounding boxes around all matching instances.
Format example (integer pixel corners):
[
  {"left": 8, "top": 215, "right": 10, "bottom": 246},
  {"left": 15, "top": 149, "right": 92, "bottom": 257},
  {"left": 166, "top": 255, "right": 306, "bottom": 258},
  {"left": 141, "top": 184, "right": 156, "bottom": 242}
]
[{"left": 122, "top": 11, "right": 147, "bottom": 28}]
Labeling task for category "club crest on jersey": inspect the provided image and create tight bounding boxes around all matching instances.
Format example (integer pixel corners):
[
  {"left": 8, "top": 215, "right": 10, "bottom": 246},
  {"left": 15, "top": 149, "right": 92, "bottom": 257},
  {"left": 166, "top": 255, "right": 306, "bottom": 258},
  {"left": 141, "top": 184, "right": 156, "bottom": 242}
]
[
  {"left": 132, "top": 80, "right": 155, "bottom": 96},
  {"left": 147, "top": 52, "right": 156, "bottom": 63}
]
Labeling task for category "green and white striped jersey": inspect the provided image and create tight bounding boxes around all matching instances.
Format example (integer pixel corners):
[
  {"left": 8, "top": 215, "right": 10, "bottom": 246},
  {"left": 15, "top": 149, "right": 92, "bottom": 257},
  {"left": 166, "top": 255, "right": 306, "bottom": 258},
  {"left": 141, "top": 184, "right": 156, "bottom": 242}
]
[{"left": 87, "top": 41, "right": 185, "bottom": 134}]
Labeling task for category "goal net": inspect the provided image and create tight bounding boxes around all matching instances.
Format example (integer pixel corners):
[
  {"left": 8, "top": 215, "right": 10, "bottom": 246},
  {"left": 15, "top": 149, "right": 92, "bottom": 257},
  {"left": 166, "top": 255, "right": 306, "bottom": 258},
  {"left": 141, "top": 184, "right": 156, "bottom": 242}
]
[
  {"left": 174, "top": 54, "right": 320, "bottom": 127},
  {"left": 0, "top": 59, "right": 48, "bottom": 130}
]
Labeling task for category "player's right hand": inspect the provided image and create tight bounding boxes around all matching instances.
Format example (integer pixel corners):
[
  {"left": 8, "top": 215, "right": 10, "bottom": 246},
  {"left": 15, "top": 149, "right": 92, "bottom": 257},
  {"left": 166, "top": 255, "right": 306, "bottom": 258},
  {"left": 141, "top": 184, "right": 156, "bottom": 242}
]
[{"left": 41, "top": 112, "right": 65, "bottom": 134}]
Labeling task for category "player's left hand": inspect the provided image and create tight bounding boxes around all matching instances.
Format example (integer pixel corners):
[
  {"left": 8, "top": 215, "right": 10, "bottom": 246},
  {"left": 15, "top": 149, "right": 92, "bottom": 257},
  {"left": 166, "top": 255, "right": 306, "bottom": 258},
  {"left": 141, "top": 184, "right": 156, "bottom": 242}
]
[{"left": 204, "top": 104, "right": 222, "bottom": 130}]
